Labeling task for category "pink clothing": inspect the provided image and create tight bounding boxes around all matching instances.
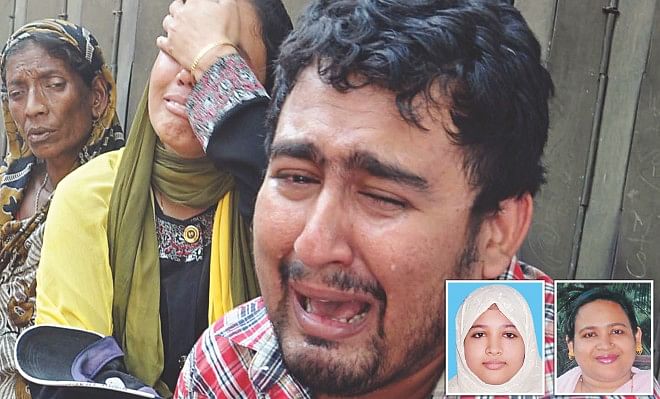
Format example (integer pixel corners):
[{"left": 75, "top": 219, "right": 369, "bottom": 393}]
[{"left": 556, "top": 366, "right": 654, "bottom": 394}]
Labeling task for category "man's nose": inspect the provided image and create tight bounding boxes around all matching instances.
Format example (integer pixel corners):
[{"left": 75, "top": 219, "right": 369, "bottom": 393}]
[{"left": 293, "top": 190, "right": 354, "bottom": 269}]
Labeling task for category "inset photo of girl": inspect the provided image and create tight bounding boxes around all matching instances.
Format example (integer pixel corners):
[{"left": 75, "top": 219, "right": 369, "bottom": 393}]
[
  {"left": 446, "top": 281, "right": 544, "bottom": 395},
  {"left": 555, "top": 280, "right": 654, "bottom": 395}
]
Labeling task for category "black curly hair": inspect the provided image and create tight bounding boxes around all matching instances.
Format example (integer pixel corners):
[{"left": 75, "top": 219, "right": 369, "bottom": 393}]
[{"left": 267, "top": 0, "right": 554, "bottom": 217}]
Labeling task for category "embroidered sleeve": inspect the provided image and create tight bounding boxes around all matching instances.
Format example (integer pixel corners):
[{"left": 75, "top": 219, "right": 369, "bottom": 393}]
[{"left": 186, "top": 53, "right": 268, "bottom": 151}]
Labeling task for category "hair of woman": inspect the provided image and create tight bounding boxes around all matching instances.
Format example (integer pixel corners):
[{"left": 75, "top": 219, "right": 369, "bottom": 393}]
[
  {"left": 250, "top": 0, "right": 293, "bottom": 92},
  {"left": 563, "top": 287, "right": 638, "bottom": 341}
]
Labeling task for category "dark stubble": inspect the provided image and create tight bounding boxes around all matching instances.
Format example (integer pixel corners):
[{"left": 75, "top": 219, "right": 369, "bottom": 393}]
[{"left": 268, "top": 223, "right": 480, "bottom": 396}]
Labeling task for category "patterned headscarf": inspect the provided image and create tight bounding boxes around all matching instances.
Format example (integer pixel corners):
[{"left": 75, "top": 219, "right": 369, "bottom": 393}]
[{"left": 0, "top": 19, "right": 125, "bottom": 224}]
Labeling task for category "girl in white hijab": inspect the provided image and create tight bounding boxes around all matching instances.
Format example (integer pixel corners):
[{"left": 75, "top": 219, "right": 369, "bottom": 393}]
[{"left": 447, "top": 284, "right": 543, "bottom": 395}]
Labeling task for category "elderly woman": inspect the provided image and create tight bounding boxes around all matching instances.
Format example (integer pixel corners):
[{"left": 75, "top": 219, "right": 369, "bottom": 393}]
[
  {"left": 34, "top": 0, "right": 292, "bottom": 397},
  {"left": 0, "top": 19, "right": 124, "bottom": 399},
  {"left": 556, "top": 287, "right": 653, "bottom": 394}
]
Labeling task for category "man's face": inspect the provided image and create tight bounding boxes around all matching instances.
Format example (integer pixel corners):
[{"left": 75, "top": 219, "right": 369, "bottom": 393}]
[{"left": 253, "top": 68, "right": 480, "bottom": 396}]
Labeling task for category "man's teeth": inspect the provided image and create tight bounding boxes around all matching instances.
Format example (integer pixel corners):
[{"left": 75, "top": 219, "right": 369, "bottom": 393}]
[{"left": 303, "top": 297, "right": 368, "bottom": 324}]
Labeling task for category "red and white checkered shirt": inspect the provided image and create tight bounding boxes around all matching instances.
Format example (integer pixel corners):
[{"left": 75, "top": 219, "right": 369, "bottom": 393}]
[{"left": 174, "top": 259, "right": 660, "bottom": 398}]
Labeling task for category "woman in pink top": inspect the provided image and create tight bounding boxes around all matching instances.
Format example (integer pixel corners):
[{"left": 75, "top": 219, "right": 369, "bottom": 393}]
[{"left": 556, "top": 286, "right": 653, "bottom": 395}]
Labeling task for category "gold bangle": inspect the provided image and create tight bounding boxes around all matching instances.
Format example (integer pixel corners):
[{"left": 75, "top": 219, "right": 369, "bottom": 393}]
[{"left": 189, "top": 42, "right": 239, "bottom": 76}]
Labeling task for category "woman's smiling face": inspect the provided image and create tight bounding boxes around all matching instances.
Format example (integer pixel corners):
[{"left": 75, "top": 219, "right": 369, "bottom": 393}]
[
  {"left": 464, "top": 304, "right": 526, "bottom": 385},
  {"left": 567, "top": 299, "right": 641, "bottom": 389}
]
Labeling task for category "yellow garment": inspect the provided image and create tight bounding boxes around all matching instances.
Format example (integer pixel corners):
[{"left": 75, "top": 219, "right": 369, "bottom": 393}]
[
  {"left": 209, "top": 193, "right": 234, "bottom": 323},
  {"left": 37, "top": 148, "right": 233, "bottom": 334},
  {"left": 37, "top": 150, "right": 122, "bottom": 332}
]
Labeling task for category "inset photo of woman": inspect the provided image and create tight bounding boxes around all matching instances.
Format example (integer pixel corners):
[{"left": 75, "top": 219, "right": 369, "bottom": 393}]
[
  {"left": 445, "top": 280, "right": 545, "bottom": 395},
  {"left": 555, "top": 280, "right": 654, "bottom": 395}
]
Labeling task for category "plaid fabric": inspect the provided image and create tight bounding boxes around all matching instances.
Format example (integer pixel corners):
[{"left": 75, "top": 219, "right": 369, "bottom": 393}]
[
  {"left": 174, "top": 299, "right": 310, "bottom": 399},
  {"left": 174, "top": 260, "right": 660, "bottom": 398}
]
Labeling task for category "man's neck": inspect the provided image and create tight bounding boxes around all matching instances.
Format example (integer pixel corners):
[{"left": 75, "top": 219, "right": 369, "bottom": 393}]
[{"left": 317, "top": 355, "right": 444, "bottom": 399}]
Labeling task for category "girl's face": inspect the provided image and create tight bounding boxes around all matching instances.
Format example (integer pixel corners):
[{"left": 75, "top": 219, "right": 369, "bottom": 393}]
[{"left": 464, "top": 304, "right": 526, "bottom": 384}]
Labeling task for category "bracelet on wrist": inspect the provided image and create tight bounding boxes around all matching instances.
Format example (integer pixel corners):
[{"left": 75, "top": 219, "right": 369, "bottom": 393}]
[{"left": 190, "top": 41, "right": 239, "bottom": 78}]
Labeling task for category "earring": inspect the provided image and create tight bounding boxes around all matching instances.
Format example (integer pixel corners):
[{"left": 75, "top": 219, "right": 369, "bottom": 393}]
[
  {"left": 90, "top": 117, "right": 101, "bottom": 133},
  {"left": 568, "top": 349, "right": 575, "bottom": 361},
  {"left": 636, "top": 344, "right": 643, "bottom": 355}
]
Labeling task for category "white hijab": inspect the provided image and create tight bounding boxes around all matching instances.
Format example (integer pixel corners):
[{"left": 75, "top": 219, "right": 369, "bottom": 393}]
[{"left": 447, "top": 284, "right": 543, "bottom": 394}]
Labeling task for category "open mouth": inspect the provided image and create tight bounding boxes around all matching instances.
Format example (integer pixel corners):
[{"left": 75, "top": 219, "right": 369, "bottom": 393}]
[
  {"left": 299, "top": 294, "right": 371, "bottom": 324},
  {"left": 27, "top": 128, "right": 53, "bottom": 143},
  {"left": 164, "top": 97, "right": 188, "bottom": 118},
  {"left": 291, "top": 286, "right": 375, "bottom": 341}
]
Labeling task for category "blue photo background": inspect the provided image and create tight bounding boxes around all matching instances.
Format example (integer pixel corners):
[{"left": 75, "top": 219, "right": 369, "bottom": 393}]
[{"left": 446, "top": 281, "right": 544, "bottom": 381}]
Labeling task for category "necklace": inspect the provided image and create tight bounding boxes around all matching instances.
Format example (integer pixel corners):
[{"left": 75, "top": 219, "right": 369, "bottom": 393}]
[
  {"left": 156, "top": 190, "right": 201, "bottom": 244},
  {"left": 34, "top": 173, "right": 50, "bottom": 215},
  {"left": 578, "top": 372, "right": 633, "bottom": 393}
]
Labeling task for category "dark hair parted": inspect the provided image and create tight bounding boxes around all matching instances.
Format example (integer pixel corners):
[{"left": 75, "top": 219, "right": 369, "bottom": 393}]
[
  {"left": 563, "top": 287, "right": 639, "bottom": 342},
  {"left": 250, "top": 0, "right": 293, "bottom": 93},
  {"left": 1, "top": 32, "right": 102, "bottom": 88},
  {"left": 268, "top": 0, "right": 554, "bottom": 215}
]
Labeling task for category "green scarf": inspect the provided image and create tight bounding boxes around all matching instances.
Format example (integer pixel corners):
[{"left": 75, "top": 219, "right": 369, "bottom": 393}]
[{"left": 106, "top": 88, "right": 257, "bottom": 396}]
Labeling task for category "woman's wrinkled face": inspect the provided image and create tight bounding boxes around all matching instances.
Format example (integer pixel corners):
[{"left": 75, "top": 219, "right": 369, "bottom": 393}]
[
  {"left": 4, "top": 42, "right": 96, "bottom": 163},
  {"left": 464, "top": 304, "right": 526, "bottom": 385},
  {"left": 148, "top": 0, "right": 266, "bottom": 158},
  {"left": 567, "top": 299, "right": 641, "bottom": 389}
]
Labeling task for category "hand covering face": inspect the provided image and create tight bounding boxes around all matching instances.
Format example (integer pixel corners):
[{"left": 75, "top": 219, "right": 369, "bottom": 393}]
[{"left": 106, "top": 87, "right": 258, "bottom": 396}]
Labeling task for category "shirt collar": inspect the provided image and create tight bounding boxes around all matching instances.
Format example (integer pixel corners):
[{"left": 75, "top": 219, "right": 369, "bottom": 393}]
[
  {"left": 220, "top": 258, "right": 526, "bottom": 396},
  {"left": 222, "top": 299, "right": 309, "bottom": 395}
]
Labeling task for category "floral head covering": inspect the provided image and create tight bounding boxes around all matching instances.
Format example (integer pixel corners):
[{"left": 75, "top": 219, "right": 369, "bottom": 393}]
[
  {"left": 448, "top": 284, "right": 544, "bottom": 394},
  {"left": 0, "top": 18, "right": 124, "bottom": 223}
]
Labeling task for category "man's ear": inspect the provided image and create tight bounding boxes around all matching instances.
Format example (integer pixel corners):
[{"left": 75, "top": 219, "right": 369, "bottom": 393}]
[
  {"left": 90, "top": 75, "right": 109, "bottom": 120},
  {"left": 474, "top": 193, "right": 533, "bottom": 279}
]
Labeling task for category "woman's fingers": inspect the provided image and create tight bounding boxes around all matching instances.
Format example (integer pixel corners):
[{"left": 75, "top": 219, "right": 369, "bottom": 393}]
[
  {"left": 158, "top": 0, "right": 240, "bottom": 70},
  {"left": 168, "top": 0, "right": 183, "bottom": 16}
]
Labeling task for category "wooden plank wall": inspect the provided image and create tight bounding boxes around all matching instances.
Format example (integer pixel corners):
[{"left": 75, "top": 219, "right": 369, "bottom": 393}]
[
  {"left": 516, "top": 0, "right": 660, "bottom": 375},
  {"left": 517, "top": 0, "right": 607, "bottom": 280},
  {"left": 0, "top": 0, "right": 657, "bottom": 376}
]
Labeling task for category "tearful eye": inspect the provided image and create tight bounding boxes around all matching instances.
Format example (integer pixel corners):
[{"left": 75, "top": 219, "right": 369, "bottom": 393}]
[
  {"left": 291, "top": 175, "right": 313, "bottom": 184},
  {"left": 360, "top": 191, "right": 408, "bottom": 211},
  {"left": 274, "top": 173, "right": 319, "bottom": 185},
  {"left": 270, "top": 169, "right": 321, "bottom": 201}
]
